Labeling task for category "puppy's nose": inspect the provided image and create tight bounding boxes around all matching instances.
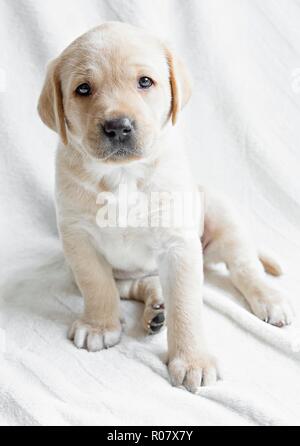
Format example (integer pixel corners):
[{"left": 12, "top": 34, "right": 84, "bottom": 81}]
[{"left": 103, "top": 118, "right": 134, "bottom": 142}]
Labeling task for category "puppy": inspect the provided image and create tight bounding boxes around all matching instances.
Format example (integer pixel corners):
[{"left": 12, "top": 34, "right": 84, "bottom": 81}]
[{"left": 38, "top": 22, "right": 293, "bottom": 393}]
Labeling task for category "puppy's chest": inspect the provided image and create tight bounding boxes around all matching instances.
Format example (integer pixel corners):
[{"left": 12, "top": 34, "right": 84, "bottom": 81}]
[
  {"left": 81, "top": 179, "right": 158, "bottom": 273},
  {"left": 84, "top": 221, "right": 156, "bottom": 273}
]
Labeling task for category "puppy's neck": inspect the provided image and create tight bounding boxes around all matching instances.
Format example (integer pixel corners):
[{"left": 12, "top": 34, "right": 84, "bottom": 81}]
[
  {"left": 60, "top": 140, "right": 160, "bottom": 194},
  {"left": 87, "top": 158, "right": 155, "bottom": 194}
]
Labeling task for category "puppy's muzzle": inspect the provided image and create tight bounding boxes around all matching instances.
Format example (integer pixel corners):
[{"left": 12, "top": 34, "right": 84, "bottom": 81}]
[
  {"left": 100, "top": 116, "right": 142, "bottom": 162},
  {"left": 103, "top": 117, "right": 135, "bottom": 144}
]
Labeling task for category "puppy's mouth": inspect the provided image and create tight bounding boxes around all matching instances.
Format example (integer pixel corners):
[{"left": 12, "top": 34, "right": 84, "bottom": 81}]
[{"left": 99, "top": 144, "right": 143, "bottom": 164}]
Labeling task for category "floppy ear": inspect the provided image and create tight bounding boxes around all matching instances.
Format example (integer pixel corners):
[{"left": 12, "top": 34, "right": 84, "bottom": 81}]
[
  {"left": 165, "top": 47, "right": 193, "bottom": 125},
  {"left": 38, "top": 58, "right": 68, "bottom": 145}
]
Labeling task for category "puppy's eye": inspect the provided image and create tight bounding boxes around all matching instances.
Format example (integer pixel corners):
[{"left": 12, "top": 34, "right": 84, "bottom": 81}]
[
  {"left": 138, "top": 77, "right": 154, "bottom": 89},
  {"left": 76, "top": 83, "right": 92, "bottom": 96}
]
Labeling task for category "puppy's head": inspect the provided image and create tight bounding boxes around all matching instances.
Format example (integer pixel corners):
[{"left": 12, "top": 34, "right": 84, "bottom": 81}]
[{"left": 38, "top": 22, "right": 192, "bottom": 164}]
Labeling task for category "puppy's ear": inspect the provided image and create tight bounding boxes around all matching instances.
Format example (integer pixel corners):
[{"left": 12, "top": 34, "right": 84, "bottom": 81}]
[
  {"left": 165, "top": 47, "right": 193, "bottom": 125},
  {"left": 38, "top": 58, "right": 68, "bottom": 145}
]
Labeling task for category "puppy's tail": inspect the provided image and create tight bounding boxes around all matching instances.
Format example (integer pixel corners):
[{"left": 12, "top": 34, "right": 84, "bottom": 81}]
[{"left": 259, "top": 251, "right": 283, "bottom": 277}]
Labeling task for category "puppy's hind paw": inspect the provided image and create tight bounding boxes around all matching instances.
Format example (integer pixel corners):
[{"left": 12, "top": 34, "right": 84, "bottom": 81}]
[
  {"left": 143, "top": 302, "right": 166, "bottom": 335},
  {"left": 250, "top": 296, "right": 294, "bottom": 328}
]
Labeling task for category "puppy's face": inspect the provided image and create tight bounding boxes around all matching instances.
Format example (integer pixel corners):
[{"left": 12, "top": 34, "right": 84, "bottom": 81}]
[{"left": 38, "top": 22, "right": 192, "bottom": 164}]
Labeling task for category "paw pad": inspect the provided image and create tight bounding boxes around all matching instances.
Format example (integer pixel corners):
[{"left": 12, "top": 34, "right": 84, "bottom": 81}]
[{"left": 148, "top": 311, "right": 165, "bottom": 334}]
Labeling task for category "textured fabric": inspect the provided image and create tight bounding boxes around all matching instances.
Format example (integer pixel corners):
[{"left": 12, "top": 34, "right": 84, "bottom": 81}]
[{"left": 0, "top": 0, "right": 300, "bottom": 426}]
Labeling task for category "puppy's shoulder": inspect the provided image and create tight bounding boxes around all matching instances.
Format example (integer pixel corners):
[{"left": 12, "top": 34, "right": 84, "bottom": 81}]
[{"left": 55, "top": 145, "right": 105, "bottom": 216}]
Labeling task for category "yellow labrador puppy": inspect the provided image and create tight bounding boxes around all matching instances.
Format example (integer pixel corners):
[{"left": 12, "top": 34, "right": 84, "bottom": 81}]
[{"left": 38, "top": 22, "right": 293, "bottom": 393}]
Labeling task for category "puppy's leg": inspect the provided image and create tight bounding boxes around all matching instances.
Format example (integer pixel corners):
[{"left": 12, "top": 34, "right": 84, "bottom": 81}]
[
  {"left": 204, "top": 194, "right": 293, "bottom": 327},
  {"left": 158, "top": 233, "right": 218, "bottom": 393},
  {"left": 117, "top": 277, "right": 165, "bottom": 334},
  {"left": 61, "top": 228, "right": 122, "bottom": 352}
]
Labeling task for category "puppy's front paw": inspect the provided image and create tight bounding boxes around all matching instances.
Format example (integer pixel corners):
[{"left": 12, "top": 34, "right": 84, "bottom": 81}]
[
  {"left": 250, "top": 293, "right": 294, "bottom": 327},
  {"left": 168, "top": 353, "right": 219, "bottom": 393},
  {"left": 68, "top": 319, "right": 122, "bottom": 352}
]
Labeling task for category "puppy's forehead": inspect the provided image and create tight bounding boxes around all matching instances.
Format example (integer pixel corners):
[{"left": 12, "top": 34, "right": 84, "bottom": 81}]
[
  {"left": 86, "top": 22, "right": 162, "bottom": 53},
  {"left": 62, "top": 22, "right": 167, "bottom": 75}
]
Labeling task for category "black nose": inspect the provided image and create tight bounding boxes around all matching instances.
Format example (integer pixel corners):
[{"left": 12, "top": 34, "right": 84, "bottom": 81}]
[{"left": 103, "top": 118, "right": 134, "bottom": 142}]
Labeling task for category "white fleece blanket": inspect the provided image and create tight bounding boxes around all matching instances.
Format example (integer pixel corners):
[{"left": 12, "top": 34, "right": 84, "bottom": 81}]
[{"left": 1, "top": 0, "right": 300, "bottom": 426}]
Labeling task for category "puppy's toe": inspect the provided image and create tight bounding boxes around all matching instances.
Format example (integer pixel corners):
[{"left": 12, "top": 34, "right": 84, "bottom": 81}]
[
  {"left": 68, "top": 319, "right": 122, "bottom": 352},
  {"left": 168, "top": 353, "right": 219, "bottom": 393},
  {"left": 103, "top": 329, "right": 122, "bottom": 348},
  {"left": 251, "top": 297, "right": 294, "bottom": 328},
  {"left": 267, "top": 301, "right": 294, "bottom": 327},
  {"left": 87, "top": 332, "right": 104, "bottom": 352},
  {"left": 143, "top": 303, "right": 166, "bottom": 335}
]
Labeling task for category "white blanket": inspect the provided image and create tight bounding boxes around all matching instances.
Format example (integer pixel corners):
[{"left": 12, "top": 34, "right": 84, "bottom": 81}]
[{"left": 0, "top": 0, "right": 300, "bottom": 426}]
